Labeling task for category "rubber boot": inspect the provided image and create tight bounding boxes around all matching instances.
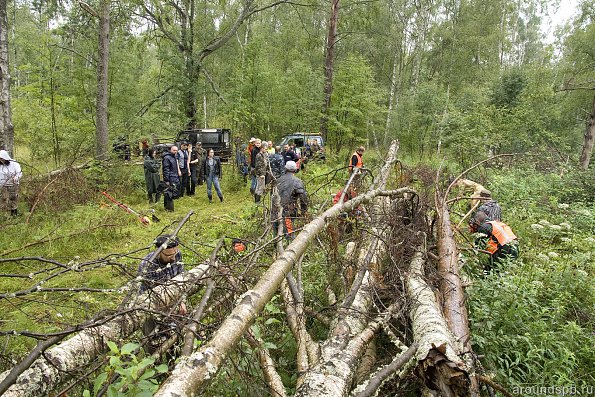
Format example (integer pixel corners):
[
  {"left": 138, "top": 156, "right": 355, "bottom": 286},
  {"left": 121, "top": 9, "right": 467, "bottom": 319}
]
[
  {"left": 148, "top": 193, "right": 154, "bottom": 204},
  {"left": 164, "top": 197, "right": 174, "bottom": 212},
  {"left": 11, "top": 209, "right": 18, "bottom": 216},
  {"left": 254, "top": 194, "right": 261, "bottom": 203},
  {"left": 208, "top": 195, "right": 213, "bottom": 203},
  {"left": 219, "top": 195, "right": 224, "bottom": 203},
  {"left": 155, "top": 192, "right": 162, "bottom": 204}
]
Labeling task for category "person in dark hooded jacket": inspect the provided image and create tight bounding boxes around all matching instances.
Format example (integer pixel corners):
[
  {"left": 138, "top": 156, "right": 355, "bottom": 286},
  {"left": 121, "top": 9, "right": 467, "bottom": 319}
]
[
  {"left": 272, "top": 161, "right": 308, "bottom": 239},
  {"left": 144, "top": 148, "right": 162, "bottom": 204},
  {"left": 162, "top": 146, "right": 181, "bottom": 211}
]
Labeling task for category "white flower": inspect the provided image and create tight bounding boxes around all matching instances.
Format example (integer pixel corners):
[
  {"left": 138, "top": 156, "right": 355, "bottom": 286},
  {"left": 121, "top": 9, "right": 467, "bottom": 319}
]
[
  {"left": 530, "top": 224, "right": 544, "bottom": 230},
  {"left": 560, "top": 237, "right": 571, "bottom": 243},
  {"left": 537, "top": 253, "right": 550, "bottom": 261},
  {"left": 558, "top": 203, "right": 570, "bottom": 209},
  {"left": 549, "top": 224, "right": 562, "bottom": 231},
  {"left": 547, "top": 252, "right": 560, "bottom": 258},
  {"left": 559, "top": 222, "right": 571, "bottom": 230},
  {"left": 538, "top": 220, "right": 551, "bottom": 226},
  {"left": 584, "top": 237, "right": 595, "bottom": 244}
]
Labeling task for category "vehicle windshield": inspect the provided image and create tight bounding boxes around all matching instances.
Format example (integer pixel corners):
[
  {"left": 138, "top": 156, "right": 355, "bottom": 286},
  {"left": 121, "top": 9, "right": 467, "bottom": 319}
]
[{"left": 197, "top": 133, "right": 219, "bottom": 144}]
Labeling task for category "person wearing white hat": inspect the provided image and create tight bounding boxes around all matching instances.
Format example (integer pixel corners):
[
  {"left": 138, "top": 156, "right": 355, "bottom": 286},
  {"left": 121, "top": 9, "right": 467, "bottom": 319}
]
[
  {"left": 0, "top": 150, "right": 22, "bottom": 216},
  {"left": 272, "top": 160, "right": 308, "bottom": 239}
]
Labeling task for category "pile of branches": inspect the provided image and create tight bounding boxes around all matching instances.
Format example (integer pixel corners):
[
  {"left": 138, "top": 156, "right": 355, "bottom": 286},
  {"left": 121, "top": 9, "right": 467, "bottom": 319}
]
[
  {"left": 0, "top": 142, "right": 514, "bottom": 396},
  {"left": 21, "top": 167, "right": 96, "bottom": 214}
]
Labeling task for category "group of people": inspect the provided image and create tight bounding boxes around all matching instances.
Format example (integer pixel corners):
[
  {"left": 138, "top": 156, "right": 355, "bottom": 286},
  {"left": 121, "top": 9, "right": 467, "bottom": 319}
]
[
  {"left": 144, "top": 141, "right": 224, "bottom": 212},
  {"left": 240, "top": 137, "right": 311, "bottom": 238}
]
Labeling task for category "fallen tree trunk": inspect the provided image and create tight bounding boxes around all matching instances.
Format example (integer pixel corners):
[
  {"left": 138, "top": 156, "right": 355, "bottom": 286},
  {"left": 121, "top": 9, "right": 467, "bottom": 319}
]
[
  {"left": 294, "top": 233, "right": 385, "bottom": 397},
  {"left": 0, "top": 263, "right": 211, "bottom": 397},
  {"left": 436, "top": 194, "right": 479, "bottom": 395},
  {"left": 294, "top": 141, "right": 400, "bottom": 396},
  {"left": 155, "top": 141, "right": 410, "bottom": 397},
  {"left": 407, "top": 250, "right": 470, "bottom": 395}
]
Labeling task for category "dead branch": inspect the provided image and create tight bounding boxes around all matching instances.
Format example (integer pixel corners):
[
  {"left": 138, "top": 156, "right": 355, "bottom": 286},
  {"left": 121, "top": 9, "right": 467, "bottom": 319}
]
[
  {"left": 245, "top": 329, "right": 287, "bottom": 397},
  {"left": 181, "top": 238, "right": 224, "bottom": 356},
  {"left": 0, "top": 223, "right": 117, "bottom": 257},
  {"left": 352, "top": 343, "right": 417, "bottom": 397},
  {"left": 479, "top": 375, "right": 516, "bottom": 397}
]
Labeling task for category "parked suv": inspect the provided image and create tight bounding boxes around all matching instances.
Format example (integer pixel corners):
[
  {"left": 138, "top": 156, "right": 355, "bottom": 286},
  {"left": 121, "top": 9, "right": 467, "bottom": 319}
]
[
  {"left": 176, "top": 128, "right": 232, "bottom": 161},
  {"left": 278, "top": 133, "right": 325, "bottom": 160}
]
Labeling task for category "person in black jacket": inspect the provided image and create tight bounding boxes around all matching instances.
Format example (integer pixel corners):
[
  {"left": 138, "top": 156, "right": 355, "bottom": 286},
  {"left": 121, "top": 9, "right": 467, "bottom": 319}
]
[
  {"left": 203, "top": 149, "right": 224, "bottom": 203},
  {"left": 162, "top": 146, "right": 181, "bottom": 211}
]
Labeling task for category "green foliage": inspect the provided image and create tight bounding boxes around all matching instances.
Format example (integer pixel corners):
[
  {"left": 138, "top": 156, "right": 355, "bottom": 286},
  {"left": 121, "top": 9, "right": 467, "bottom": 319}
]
[
  {"left": 328, "top": 55, "right": 385, "bottom": 151},
  {"left": 84, "top": 342, "right": 168, "bottom": 397},
  {"left": 464, "top": 168, "right": 595, "bottom": 390},
  {"left": 490, "top": 69, "right": 528, "bottom": 109}
]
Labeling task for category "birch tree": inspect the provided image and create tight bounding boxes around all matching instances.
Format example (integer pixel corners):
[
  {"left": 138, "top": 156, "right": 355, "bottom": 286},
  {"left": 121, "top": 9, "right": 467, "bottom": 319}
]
[{"left": 0, "top": 0, "right": 13, "bottom": 154}]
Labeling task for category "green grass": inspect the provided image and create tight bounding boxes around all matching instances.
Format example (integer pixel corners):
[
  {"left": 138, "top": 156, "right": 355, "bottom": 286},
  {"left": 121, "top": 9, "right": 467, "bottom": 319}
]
[{"left": 1, "top": 152, "right": 593, "bottom": 393}]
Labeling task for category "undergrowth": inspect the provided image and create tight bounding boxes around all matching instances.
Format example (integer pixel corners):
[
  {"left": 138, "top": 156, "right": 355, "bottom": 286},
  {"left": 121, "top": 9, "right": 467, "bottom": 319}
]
[{"left": 0, "top": 152, "right": 593, "bottom": 394}]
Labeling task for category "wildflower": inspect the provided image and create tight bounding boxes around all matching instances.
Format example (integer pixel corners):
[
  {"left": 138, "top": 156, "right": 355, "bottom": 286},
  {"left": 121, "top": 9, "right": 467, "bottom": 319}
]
[
  {"left": 549, "top": 224, "right": 562, "bottom": 231},
  {"left": 538, "top": 220, "right": 551, "bottom": 226},
  {"left": 559, "top": 222, "right": 571, "bottom": 230},
  {"left": 547, "top": 252, "right": 560, "bottom": 259},
  {"left": 537, "top": 253, "right": 550, "bottom": 261},
  {"left": 530, "top": 224, "right": 544, "bottom": 230},
  {"left": 558, "top": 203, "right": 570, "bottom": 209},
  {"left": 560, "top": 237, "right": 571, "bottom": 243}
]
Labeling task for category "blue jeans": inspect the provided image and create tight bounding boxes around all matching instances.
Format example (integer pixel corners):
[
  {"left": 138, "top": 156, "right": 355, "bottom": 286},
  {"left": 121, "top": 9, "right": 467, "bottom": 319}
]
[
  {"left": 206, "top": 175, "right": 223, "bottom": 200},
  {"left": 251, "top": 175, "right": 257, "bottom": 192}
]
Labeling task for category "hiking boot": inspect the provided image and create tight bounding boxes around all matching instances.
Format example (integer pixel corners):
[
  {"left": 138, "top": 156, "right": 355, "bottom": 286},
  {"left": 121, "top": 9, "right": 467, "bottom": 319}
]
[{"left": 219, "top": 196, "right": 224, "bottom": 203}]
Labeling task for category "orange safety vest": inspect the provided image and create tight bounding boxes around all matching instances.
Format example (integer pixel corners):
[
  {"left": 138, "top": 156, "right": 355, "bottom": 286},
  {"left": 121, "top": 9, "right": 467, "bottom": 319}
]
[
  {"left": 349, "top": 152, "right": 363, "bottom": 170},
  {"left": 486, "top": 221, "right": 517, "bottom": 254}
]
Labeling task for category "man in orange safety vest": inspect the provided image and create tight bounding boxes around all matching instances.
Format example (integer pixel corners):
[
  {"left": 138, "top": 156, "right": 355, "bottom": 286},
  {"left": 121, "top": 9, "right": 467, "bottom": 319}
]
[{"left": 470, "top": 210, "right": 519, "bottom": 272}]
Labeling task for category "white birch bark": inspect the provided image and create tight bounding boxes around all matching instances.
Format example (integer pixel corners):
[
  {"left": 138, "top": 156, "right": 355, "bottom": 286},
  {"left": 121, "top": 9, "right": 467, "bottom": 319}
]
[
  {"left": 407, "top": 251, "right": 470, "bottom": 396},
  {"left": 0, "top": 0, "right": 14, "bottom": 155},
  {"left": 0, "top": 264, "right": 211, "bottom": 397}
]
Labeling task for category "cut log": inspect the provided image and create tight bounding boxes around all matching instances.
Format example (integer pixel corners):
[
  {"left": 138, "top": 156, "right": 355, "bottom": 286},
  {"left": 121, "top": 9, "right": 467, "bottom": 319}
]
[
  {"left": 435, "top": 195, "right": 479, "bottom": 395},
  {"left": 407, "top": 250, "right": 470, "bottom": 396}
]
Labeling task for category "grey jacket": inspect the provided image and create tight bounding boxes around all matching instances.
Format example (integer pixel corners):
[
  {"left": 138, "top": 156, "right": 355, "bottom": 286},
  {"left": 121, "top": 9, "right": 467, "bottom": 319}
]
[{"left": 276, "top": 173, "right": 308, "bottom": 216}]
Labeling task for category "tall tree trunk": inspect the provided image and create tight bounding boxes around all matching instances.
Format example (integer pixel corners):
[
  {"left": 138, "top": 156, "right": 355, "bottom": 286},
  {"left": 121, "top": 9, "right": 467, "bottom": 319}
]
[
  {"left": 320, "top": 0, "right": 339, "bottom": 142},
  {"left": 579, "top": 95, "right": 595, "bottom": 170},
  {"left": 384, "top": 53, "right": 399, "bottom": 145},
  {"left": 95, "top": 0, "right": 110, "bottom": 160},
  {"left": 0, "top": 0, "right": 14, "bottom": 155}
]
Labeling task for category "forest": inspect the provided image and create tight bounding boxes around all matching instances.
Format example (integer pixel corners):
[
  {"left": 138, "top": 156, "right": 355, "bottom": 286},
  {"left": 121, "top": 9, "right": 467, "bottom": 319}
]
[{"left": 0, "top": 0, "right": 593, "bottom": 395}]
